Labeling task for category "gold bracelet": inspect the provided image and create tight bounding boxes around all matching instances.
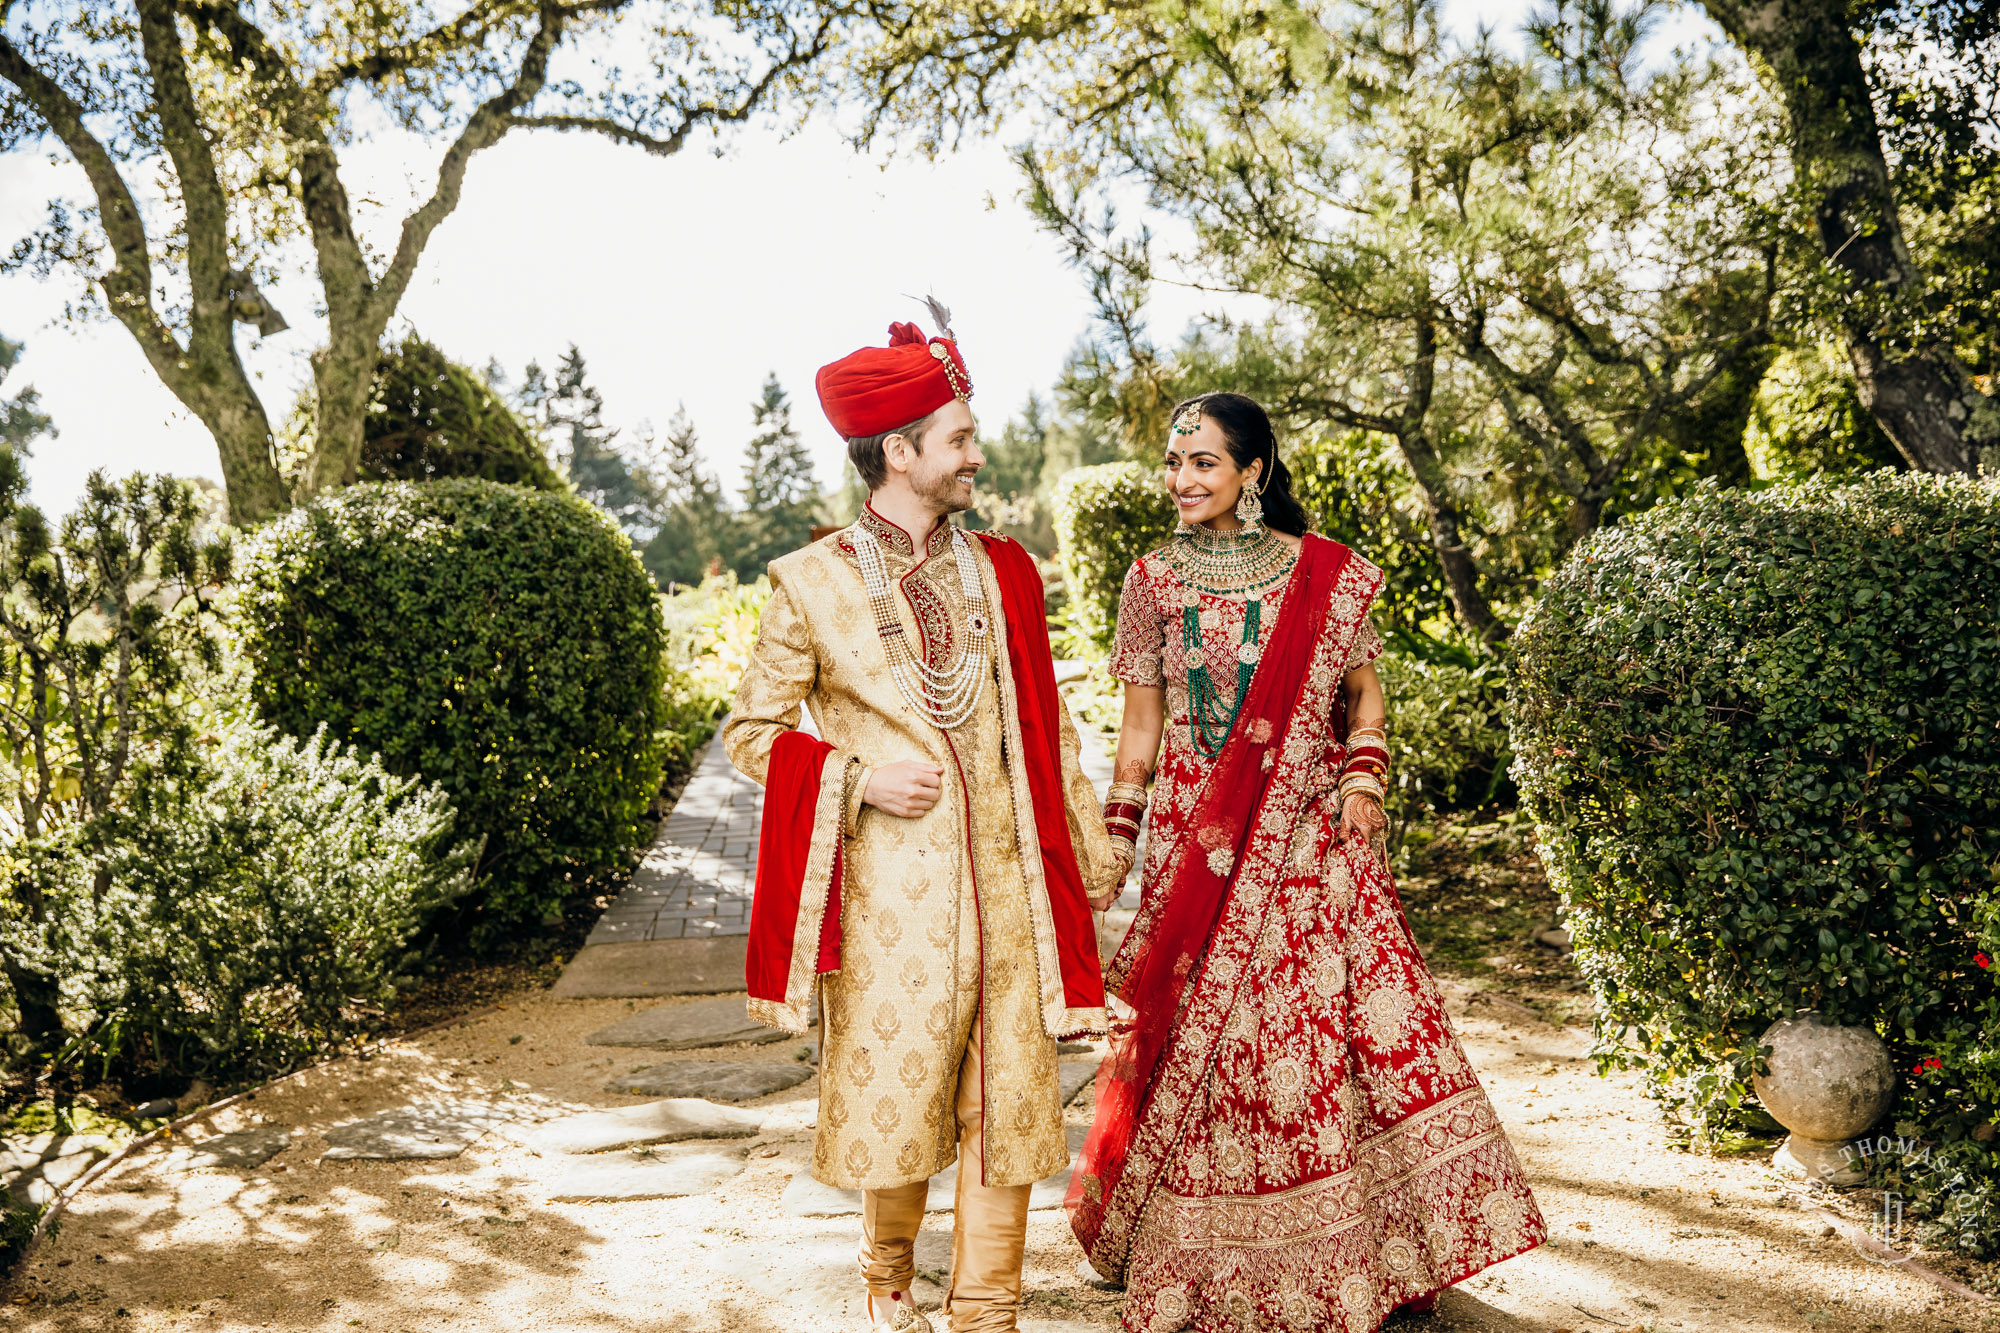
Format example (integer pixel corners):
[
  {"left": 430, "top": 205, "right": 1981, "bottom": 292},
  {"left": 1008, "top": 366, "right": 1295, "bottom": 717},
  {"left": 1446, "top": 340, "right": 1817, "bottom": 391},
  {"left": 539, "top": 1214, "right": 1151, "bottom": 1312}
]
[{"left": 1106, "top": 780, "right": 1150, "bottom": 807}]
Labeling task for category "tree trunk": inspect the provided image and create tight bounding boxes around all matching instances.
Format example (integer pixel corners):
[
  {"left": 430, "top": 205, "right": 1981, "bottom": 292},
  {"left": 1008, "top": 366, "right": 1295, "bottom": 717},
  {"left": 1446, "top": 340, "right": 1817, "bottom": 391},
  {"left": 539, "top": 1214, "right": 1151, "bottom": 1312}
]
[
  {"left": 1390, "top": 429, "right": 1510, "bottom": 644},
  {"left": 2, "top": 957, "right": 61, "bottom": 1051},
  {"left": 1700, "top": 0, "right": 1995, "bottom": 474},
  {"left": 198, "top": 375, "right": 289, "bottom": 523},
  {"left": 297, "top": 339, "right": 378, "bottom": 498}
]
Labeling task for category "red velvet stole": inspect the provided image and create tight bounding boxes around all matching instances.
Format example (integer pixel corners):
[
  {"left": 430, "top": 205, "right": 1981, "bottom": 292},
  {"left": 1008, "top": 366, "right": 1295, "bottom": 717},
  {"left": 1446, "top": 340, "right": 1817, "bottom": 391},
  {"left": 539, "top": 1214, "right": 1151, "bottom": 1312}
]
[
  {"left": 975, "top": 533, "right": 1107, "bottom": 1017},
  {"left": 744, "top": 536, "right": 1104, "bottom": 1019},
  {"left": 1066, "top": 534, "right": 1349, "bottom": 1257},
  {"left": 746, "top": 730, "right": 842, "bottom": 1006}
]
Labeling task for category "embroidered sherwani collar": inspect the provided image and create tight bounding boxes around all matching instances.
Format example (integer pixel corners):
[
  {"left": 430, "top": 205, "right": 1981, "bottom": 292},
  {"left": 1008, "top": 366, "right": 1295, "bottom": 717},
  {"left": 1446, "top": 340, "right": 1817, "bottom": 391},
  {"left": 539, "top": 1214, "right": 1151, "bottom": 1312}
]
[{"left": 858, "top": 500, "right": 954, "bottom": 565}]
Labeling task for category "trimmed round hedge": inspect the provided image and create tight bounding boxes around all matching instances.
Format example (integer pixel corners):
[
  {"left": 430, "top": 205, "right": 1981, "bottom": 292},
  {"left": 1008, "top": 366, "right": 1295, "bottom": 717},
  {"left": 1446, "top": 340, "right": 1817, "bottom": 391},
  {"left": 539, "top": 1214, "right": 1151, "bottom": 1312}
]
[
  {"left": 1052, "top": 461, "right": 1175, "bottom": 653},
  {"left": 239, "top": 480, "right": 669, "bottom": 948},
  {"left": 1512, "top": 472, "right": 2000, "bottom": 1116}
]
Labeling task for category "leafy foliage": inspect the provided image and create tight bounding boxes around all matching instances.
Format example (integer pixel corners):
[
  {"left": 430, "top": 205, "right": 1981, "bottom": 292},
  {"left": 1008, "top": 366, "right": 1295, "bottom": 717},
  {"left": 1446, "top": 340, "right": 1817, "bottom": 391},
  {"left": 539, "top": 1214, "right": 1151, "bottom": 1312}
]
[
  {"left": 0, "top": 335, "right": 52, "bottom": 457},
  {"left": 1287, "top": 428, "right": 1453, "bottom": 641},
  {"left": 34, "top": 722, "right": 474, "bottom": 1085},
  {"left": 641, "top": 407, "right": 732, "bottom": 589},
  {"left": 359, "top": 336, "right": 564, "bottom": 492},
  {"left": 0, "top": 467, "right": 232, "bottom": 1050},
  {"left": 997, "top": 0, "right": 1784, "bottom": 642},
  {"left": 238, "top": 480, "right": 670, "bottom": 948},
  {"left": 1742, "top": 345, "right": 1907, "bottom": 481},
  {"left": 1376, "top": 648, "right": 1513, "bottom": 824},
  {"left": 1050, "top": 461, "right": 1176, "bottom": 654},
  {"left": 1511, "top": 473, "right": 2000, "bottom": 1145}
]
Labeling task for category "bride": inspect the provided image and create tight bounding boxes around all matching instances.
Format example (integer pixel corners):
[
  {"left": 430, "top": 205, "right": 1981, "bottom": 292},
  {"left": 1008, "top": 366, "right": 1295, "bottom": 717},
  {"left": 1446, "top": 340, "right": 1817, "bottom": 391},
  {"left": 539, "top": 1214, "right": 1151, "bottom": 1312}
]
[{"left": 1069, "top": 392, "right": 1545, "bottom": 1332}]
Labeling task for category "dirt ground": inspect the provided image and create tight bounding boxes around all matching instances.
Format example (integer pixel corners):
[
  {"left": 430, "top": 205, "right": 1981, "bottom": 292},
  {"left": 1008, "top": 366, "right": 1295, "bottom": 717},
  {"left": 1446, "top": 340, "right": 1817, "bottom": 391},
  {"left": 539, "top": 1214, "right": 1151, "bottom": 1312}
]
[{"left": 0, "top": 971, "right": 1993, "bottom": 1333}]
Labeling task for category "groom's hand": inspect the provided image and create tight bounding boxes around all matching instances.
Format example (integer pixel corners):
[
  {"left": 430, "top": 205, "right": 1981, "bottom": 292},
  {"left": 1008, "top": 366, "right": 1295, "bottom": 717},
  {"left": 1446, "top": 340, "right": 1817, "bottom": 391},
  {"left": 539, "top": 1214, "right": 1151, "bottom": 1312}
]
[{"left": 864, "top": 760, "right": 945, "bottom": 817}]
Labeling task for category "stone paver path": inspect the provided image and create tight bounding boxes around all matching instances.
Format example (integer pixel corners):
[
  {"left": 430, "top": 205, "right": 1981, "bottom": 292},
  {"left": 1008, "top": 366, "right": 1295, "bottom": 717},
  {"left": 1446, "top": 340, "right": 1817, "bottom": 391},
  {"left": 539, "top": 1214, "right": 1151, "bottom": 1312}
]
[{"left": 585, "top": 716, "right": 764, "bottom": 946}]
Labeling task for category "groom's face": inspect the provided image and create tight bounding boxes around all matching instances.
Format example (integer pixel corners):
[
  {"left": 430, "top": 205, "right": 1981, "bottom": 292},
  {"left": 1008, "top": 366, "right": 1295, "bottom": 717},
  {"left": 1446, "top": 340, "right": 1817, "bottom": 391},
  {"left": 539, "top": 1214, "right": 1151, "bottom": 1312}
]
[{"left": 902, "top": 399, "right": 983, "bottom": 514}]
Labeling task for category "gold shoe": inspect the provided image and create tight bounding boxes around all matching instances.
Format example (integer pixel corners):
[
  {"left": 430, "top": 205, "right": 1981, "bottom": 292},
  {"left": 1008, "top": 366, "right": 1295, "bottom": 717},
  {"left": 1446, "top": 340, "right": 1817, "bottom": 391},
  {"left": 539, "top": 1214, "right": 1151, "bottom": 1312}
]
[{"left": 864, "top": 1291, "right": 934, "bottom": 1332}]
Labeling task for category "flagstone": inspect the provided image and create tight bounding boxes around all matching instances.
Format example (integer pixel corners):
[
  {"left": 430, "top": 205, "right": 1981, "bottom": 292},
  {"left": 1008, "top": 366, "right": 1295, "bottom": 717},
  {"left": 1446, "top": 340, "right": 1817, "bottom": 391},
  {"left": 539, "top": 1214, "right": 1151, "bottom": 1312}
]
[
  {"left": 527, "top": 1098, "right": 764, "bottom": 1156},
  {"left": 161, "top": 1125, "right": 293, "bottom": 1172},
  {"left": 544, "top": 1143, "right": 747, "bottom": 1201},
  {"left": 583, "top": 997, "right": 790, "bottom": 1051},
  {"left": 605, "top": 1061, "right": 812, "bottom": 1102}
]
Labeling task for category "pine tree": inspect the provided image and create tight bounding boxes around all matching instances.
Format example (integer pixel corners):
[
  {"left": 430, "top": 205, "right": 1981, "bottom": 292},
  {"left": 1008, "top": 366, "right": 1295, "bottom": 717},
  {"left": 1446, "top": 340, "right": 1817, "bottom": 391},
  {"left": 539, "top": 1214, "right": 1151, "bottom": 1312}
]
[
  {"left": 643, "top": 406, "right": 734, "bottom": 589},
  {"left": 544, "top": 346, "right": 666, "bottom": 531},
  {"left": 0, "top": 336, "right": 54, "bottom": 458},
  {"left": 735, "top": 374, "right": 821, "bottom": 577}
]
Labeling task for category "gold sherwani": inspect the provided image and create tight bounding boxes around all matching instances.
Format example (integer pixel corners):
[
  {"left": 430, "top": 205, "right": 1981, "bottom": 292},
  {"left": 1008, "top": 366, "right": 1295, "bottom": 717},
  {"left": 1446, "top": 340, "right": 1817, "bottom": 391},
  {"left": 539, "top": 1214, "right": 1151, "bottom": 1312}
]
[{"left": 725, "top": 510, "right": 1119, "bottom": 1191}]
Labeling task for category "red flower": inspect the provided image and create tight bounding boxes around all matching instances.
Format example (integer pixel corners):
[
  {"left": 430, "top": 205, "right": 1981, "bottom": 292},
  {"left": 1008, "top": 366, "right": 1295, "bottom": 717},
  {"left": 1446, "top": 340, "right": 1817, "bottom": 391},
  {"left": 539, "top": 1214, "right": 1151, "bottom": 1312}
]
[
  {"left": 1978, "top": 952, "right": 1992, "bottom": 969},
  {"left": 1915, "top": 1057, "right": 1945, "bottom": 1075}
]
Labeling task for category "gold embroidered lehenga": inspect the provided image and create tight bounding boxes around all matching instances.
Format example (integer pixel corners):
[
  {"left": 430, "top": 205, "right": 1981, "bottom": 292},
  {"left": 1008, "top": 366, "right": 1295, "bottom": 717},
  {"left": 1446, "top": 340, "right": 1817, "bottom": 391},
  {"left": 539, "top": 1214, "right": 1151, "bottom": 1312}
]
[{"left": 1067, "top": 533, "right": 1546, "bottom": 1333}]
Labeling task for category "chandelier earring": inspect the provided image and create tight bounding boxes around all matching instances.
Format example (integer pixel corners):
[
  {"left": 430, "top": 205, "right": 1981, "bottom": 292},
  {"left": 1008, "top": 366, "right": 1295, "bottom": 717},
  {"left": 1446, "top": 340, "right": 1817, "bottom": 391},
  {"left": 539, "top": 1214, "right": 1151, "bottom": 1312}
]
[{"left": 1235, "top": 472, "right": 1265, "bottom": 531}]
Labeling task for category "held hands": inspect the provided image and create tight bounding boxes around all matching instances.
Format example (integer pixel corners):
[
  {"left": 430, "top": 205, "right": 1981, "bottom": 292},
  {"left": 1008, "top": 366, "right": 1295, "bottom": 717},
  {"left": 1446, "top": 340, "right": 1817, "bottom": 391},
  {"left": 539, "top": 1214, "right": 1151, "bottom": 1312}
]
[
  {"left": 1089, "top": 849, "right": 1133, "bottom": 912},
  {"left": 863, "top": 759, "right": 945, "bottom": 818}
]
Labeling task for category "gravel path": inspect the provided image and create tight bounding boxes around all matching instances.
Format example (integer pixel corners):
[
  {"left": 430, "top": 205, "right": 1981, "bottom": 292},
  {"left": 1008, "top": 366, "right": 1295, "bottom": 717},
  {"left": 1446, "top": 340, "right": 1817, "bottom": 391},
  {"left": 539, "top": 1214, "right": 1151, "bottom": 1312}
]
[{"left": 1, "top": 978, "right": 1991, "bottom": 1333}]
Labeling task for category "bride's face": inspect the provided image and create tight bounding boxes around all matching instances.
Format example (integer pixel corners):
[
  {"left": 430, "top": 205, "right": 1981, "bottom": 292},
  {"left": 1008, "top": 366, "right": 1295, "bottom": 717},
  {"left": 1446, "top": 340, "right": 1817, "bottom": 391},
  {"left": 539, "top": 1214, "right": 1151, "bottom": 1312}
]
[{"left": 1163, "top": 417, "right": 1260, "bottom": 529}]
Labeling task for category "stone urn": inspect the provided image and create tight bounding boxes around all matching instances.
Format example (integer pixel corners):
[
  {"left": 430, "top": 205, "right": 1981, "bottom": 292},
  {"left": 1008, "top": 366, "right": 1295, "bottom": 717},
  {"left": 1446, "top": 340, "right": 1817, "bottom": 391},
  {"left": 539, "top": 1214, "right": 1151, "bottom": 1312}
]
[{"left": 1752, "top": 1012, "right": 1896, "bottom": 1185}]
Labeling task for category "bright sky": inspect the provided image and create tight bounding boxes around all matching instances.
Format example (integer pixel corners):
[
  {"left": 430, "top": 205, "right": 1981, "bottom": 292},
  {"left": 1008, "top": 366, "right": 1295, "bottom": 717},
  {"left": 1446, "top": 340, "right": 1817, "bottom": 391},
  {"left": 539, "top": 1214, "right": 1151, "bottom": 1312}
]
[{"left": 0, "top": 0, "right": 1722, "bottom": 517}]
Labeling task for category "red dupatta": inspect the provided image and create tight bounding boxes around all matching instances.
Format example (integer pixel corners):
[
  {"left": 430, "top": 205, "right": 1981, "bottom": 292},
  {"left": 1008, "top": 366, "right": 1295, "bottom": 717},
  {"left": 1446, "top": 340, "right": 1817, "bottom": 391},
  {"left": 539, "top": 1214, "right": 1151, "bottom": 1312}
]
[
  {"left": 745, "top": 533, "right": 1105, "bottom": 1028},
  {"left": 1067, "top": 533, "right": 1349, "bottom": 1263}
]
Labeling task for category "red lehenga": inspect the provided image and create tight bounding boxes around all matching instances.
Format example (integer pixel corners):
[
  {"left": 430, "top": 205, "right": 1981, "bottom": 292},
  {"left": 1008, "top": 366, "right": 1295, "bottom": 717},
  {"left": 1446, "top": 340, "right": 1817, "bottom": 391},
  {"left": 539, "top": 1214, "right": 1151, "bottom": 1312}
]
[{"left": 1068, "top": 533, "right": 1545, "bottom": 1333}]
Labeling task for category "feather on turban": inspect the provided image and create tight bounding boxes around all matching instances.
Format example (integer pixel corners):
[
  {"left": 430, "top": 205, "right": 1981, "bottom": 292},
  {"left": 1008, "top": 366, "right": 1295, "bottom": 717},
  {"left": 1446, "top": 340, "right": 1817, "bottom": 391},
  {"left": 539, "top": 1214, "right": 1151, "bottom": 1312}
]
[{"left": 815, "top": 320, "right": 973, "bottom": 440}]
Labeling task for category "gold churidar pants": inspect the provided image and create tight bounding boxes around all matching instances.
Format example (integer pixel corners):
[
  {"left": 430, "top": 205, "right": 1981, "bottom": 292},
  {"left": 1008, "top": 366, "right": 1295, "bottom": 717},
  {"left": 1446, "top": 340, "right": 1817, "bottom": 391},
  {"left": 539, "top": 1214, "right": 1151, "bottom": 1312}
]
[{"left": 859, "top": 1012, "right": 1032, "bottom": 1331}]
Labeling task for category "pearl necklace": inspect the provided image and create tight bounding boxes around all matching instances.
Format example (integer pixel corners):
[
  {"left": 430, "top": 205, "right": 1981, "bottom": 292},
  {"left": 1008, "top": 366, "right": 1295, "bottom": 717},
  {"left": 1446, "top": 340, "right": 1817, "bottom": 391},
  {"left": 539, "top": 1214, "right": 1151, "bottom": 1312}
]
[{"left": 852, "top": 524, "right": 992, "bottom": 729}]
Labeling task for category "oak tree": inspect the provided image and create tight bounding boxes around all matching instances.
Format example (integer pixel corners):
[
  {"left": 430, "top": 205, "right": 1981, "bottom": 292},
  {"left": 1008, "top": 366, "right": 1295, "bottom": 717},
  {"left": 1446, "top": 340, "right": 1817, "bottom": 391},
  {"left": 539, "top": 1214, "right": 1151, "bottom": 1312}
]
[{"left": 0, "top": 0, "right": 841, "bottom": 521}]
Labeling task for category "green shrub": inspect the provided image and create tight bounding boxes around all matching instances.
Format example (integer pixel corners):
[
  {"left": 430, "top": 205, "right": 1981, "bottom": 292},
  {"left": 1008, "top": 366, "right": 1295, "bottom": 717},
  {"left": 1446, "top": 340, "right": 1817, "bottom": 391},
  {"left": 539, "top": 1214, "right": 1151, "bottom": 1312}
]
[
  {"left": 1051, "top": 461, "right": 1175, "bottom": 654},
  {"left": 359, "top": 335, "right": 565, "bottom": 491},
  {"left": 30, "top": 722, "right": 474, "bottom": 1083},
  {"left": 1376, "top": 644, "right": 1511, "bottom": 823},
  {"left": 655, "top": 573, "right": 764, "bottom": 790},
  {"left": 1742, "top": 346, "right": 1905, "bottom": 482},
  {"left": 1289, "top": 428, "right": 1453, "bottom": 636},
  {"left": 1511, "top": 472, "right": 2000, "bottom": 1151},
  {"left": 239, "top": 480, "right": 670, "bottom": 947}
]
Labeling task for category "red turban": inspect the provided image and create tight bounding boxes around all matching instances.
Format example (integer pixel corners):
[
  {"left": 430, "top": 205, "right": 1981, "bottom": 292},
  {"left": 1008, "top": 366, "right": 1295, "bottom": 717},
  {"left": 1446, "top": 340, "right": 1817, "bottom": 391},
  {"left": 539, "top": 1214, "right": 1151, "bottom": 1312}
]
[{"left": 815, "top": 321, "right": 974, "bottom": 439}]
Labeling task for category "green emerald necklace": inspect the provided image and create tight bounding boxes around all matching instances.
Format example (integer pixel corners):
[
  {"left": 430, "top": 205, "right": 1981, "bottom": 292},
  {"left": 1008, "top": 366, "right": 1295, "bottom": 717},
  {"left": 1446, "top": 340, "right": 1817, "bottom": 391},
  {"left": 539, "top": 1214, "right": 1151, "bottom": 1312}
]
[{"left": 1166, "top": 521, "right": 1296, "bottom": 759}]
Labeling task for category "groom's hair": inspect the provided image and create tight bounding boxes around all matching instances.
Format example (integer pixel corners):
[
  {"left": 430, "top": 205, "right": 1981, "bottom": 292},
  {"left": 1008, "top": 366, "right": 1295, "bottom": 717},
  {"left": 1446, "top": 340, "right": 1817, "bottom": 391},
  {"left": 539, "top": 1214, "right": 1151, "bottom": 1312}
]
[{"left": 848, "top": 410, "right": 939, "bottom": 491}]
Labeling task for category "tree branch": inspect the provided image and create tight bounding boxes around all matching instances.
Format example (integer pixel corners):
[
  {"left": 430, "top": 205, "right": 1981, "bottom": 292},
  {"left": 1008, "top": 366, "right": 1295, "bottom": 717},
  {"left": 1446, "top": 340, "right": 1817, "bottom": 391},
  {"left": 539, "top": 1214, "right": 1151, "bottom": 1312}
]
[
  {"left": 176, "top": 0, "right": 372, "bottom": 330},
  {"left": 369, "top": 3, "right": 570, "bottom": 324},
  {"left": 134, "top": 0, "right": 234, "bottom": 342},
  {"left": 0, "top": 29, "right": 184, "bottom": 372},
  {"left": 510, "top": 11, "right": 837, "bottom": 158}
]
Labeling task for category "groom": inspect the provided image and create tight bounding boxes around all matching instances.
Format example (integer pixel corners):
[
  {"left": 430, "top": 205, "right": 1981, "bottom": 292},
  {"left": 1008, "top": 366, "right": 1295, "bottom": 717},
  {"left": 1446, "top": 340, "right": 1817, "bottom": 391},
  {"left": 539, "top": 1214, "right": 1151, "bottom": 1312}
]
[{"left": 724, "top": 311, "right": 1119, "bottom": 1332}]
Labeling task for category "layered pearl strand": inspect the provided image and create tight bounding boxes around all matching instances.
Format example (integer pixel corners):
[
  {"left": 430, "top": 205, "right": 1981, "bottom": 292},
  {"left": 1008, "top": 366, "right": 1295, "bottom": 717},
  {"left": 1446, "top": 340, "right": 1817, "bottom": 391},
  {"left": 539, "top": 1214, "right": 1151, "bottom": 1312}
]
[{"left": 853, "top": 524, "right": 992, "bottom": 729}]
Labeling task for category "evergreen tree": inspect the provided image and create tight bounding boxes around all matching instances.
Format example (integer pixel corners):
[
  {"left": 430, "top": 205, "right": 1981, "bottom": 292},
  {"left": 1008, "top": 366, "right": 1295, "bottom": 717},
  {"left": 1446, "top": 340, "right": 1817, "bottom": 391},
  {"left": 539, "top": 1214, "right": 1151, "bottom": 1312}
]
[
  {"left": 538, "top": 346, "right": 668, "bottom": 534},
  {"left": 0, "top": 335, "right": 53, "bottom": 458},
  {"left": 643, "top": 407, "right": 734, "bottom": 589},
  {"left": 735, "top": 374, "right": 821, "bottom": 577}
]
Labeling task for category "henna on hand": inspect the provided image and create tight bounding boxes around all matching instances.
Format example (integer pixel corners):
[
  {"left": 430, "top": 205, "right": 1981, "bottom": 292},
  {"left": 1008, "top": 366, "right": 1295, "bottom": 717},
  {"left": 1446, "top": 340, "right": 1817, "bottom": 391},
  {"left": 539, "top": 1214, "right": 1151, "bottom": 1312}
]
[
  {"left": 1341, "top": 792, "right": 1388, "bottom": 839},
  {"left": 1114, "top": 757, "right": 1153, "bottom": 785}
]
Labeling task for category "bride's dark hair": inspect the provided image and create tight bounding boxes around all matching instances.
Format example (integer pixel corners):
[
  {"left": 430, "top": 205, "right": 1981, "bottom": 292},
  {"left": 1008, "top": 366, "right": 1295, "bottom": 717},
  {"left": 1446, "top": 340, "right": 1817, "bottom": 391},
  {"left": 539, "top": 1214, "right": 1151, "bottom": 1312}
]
[{"left": 1170, "top": 392, "right": 1311, "bottom": 538}]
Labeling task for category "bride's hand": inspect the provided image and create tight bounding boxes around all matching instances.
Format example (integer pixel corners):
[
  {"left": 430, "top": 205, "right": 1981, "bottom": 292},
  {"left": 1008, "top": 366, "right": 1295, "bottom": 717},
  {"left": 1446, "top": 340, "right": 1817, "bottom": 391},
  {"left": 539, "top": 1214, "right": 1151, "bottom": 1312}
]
[{"left": 1340, "top": 792, "right": 1387, "bottom": 841}]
